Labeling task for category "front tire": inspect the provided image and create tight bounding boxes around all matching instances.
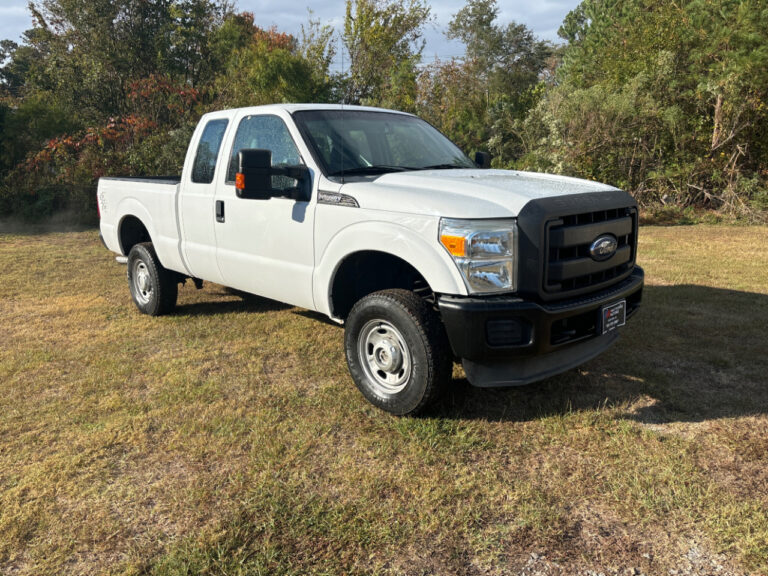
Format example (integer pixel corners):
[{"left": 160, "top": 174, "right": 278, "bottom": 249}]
[
  {"left": 127, "top": 242, "right": 178, "bottom": 316},
  {"left": 344, "top": 289, "right": 451, "bottom": 415}
]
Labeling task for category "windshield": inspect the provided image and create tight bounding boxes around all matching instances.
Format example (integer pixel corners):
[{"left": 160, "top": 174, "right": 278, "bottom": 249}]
[{"left": 292, "top": 109, "right": 476, "bottom": 179}]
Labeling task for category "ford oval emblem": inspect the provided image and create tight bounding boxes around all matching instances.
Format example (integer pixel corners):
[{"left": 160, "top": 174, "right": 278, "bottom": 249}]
[{"left": 589, "top": 234, "right": 618, "bottom": 261}]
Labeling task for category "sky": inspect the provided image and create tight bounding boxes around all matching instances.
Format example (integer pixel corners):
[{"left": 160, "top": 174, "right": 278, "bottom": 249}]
[{"left": 0, "top": 0, "right": 582, "bottom": 69}]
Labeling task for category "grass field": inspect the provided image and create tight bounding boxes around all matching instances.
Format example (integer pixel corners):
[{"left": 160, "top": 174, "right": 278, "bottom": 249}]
[{"left": 1, "top": 225, "right": 767, "bottom": 575}]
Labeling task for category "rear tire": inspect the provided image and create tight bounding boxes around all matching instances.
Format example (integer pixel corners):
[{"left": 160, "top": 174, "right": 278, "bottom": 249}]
[
  {"left": 344, "top": 289, "right": 451, "bottom": 415},
  {"left": 127, "top": 242, "right": 178, "bottom": 316}
]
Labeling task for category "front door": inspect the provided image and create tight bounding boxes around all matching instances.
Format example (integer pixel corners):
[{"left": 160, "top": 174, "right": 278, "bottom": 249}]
[{"left": 213, "top": 113, "right": 316, "bottom": 310}]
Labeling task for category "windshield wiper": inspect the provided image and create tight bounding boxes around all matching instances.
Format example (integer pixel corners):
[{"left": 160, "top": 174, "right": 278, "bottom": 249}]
[
  {"left": 328, "top": 165, "right": 410, "bottom": 177},
  {"left": 414, "top": 163, "right": 467, "bottom": 170}
]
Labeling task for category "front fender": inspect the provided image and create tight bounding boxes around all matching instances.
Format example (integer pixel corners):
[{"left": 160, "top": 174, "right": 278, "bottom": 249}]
[{"left": 313, "top": 219, "right": 467, "bottom": 318}]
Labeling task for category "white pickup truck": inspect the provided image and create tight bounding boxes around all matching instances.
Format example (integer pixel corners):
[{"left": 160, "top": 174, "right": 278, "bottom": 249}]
[{"left": 98, "top": 104, "right": 643, "bottom": 415}]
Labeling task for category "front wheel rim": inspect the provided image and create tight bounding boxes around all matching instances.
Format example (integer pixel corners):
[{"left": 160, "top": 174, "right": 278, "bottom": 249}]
[
  {"left": 132, "top": 260, "right": 153, "bottom": 305},
  {"left": 358, "top": 319, "right": 412, "bottom": 396}
]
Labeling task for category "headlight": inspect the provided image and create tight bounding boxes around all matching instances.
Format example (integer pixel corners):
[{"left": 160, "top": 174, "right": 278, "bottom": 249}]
[{"left": 439, "top": 218, "right": 518, "bottom": 294}]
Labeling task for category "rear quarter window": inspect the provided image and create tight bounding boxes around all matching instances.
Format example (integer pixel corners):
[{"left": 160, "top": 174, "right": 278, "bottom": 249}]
[{"left": 191, "top": 119, "right": 229, "bottom": 184}]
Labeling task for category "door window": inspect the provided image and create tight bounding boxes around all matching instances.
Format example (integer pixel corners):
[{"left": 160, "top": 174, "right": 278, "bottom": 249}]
[
  {"left": 191, "top": 119, "right": 228, "bottom": 184},
  {"left": 226, "top": 115, "right": 302, "bottom": 191}
]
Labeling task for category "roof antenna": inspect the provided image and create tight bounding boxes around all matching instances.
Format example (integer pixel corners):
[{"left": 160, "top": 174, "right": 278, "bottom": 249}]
[
  {"left": 340, "top": 32, "right": 346, "bottom": 106},
  {"left": 340, "top": 32, "right": 346, "bottom": 183}
]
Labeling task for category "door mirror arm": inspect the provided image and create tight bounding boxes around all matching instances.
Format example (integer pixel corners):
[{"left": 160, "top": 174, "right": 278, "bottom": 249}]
[{"left": 474, "top": 151, "right": 492, "bottom": 169}]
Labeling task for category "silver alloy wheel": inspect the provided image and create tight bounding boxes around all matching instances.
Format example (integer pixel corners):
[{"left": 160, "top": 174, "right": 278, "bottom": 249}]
[
  {"left": 358, "top": 319, "right": 413, "bottom": 396},
  {"left": 132, "top": 260, "right": 153, "bottom": 305}
]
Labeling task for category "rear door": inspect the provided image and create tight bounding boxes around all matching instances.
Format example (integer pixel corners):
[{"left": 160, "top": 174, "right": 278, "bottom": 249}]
[
  {"left": 178, "top": 116, "right": 230, "bottom": 283},
  {"left": 212, "top": 112, "right": 316, "bottom": 310}
]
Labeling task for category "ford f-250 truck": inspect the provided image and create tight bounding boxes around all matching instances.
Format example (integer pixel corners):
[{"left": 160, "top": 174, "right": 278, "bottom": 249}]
[{"left": 98, "top": 104, "right": 643, "bottom": 415}]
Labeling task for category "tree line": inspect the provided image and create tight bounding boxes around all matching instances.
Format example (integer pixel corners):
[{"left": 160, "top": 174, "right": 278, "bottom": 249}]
[{"left": 1, "top": 0, "right": 766, "bottom": 222}]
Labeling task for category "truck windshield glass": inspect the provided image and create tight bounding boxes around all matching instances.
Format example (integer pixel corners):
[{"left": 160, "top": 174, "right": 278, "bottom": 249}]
[{"left": 292, "top": 110, "right": 475, "bottom": 178}]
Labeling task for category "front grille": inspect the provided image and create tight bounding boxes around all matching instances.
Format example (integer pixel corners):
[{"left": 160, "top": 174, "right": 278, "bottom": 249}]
[{"left": 544, "top": 207, "right": 637, "bottom": 297}]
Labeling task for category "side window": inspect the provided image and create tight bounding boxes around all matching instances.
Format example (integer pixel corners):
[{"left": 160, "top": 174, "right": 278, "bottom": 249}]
[
  {"left": 191, "top": 119, "right": 228, "bottom": 184},
  {"left": 227, "top": 115, "right": 302, "bottom": 190}
]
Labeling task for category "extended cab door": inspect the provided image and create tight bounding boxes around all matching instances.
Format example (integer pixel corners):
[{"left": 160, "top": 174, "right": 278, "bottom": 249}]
[
  {"left": 178, "top": 115, "right": 230, "bottom": 284},
  {"left": 212, "top": 112, "right": 316, "bottom": 310}
]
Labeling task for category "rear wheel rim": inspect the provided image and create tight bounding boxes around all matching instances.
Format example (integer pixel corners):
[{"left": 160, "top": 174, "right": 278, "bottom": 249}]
[
  {"left": 132, "top": 260, "right": 153, "bottom": 305},
  {"left": 358, "top": 319, "right": 412, "bottom": 396}
]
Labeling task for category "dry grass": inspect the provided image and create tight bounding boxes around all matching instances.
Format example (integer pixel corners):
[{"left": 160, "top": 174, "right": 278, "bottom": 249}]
[{"left": 0, "top": 225, "right": 767, "bottom": 575}]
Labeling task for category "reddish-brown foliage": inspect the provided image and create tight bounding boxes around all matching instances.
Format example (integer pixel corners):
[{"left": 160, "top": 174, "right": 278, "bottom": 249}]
[
  {"left": 127, "top": 74, "right": 200, "bottom": 126},
  {"left": 21, "top": 115, "right": 157, "bottom": 184},
  {"left": 252, "top": 25, "right": 297, "bottom": 52}
]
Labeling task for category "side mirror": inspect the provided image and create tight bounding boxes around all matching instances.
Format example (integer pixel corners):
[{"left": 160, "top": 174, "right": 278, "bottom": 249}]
[
  {"left": 236, "top": 149, "right": 272, "bottom": 199},
  {"left": 236, "top": 148, "right": 311, "bottom": 201},
  {"left": 474, "top": 151, "right": 492, "bottom": 169}
]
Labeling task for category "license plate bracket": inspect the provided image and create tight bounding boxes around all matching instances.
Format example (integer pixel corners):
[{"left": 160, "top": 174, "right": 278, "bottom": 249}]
[{"left": 601, "top": 300, "right": 626, "bottom": 334}]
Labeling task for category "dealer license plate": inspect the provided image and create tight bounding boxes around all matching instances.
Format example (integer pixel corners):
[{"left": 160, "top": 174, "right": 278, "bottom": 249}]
[{"left": 601, "top": 300, "right": 626, "bottom": 334}]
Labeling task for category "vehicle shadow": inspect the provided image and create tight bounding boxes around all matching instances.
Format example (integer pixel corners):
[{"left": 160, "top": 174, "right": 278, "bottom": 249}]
[
  {"left": 173, "top": 288, "right": 293, "bottom": 316},
  {"left": 431, "top": 285, "right": 768, "bottom": 425},
  {"left": 169, "top": 282, "right": 767, "bottom": 424},
  {"left": 294, "top": 309, "right": 342, "bottom": 327},
  {"left": 173, "top": 285, "right": 340, "bottom": 324}
]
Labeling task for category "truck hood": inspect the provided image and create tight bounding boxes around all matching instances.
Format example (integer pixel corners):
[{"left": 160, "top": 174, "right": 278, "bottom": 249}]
[{"left": 339, "top": 169, "right": 619, "bottom": 218}]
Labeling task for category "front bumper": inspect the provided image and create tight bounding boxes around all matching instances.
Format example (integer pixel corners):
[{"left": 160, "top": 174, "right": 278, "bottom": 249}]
[{"left": 437, "top": 267, "right": 644, "bottom": 387}]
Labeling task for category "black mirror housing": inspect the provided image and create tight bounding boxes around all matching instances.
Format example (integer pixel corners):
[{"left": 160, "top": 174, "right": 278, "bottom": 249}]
[
  {"left": 236, "top": 148, "right": 311, "bottom": 201},
  {"left": 475, "top": 151, "right": 492, "bottom": 169},
  {"left": 237, "top": 149, "right": 273, "bottom": 199}
]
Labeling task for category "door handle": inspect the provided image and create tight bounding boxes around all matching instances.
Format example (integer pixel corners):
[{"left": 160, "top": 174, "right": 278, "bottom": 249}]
[{"left": 215, "top": 200, "right": 225, "bottom": 223}]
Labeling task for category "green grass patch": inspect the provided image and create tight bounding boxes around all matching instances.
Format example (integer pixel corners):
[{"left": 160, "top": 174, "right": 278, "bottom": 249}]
[{"left": 1, "top": 226, "right": 767, "bottom": 574}]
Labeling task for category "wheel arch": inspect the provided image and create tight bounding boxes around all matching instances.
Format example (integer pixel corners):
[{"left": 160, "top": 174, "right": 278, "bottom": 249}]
[
  {"left": 315, "top": 221, "right": 466, "bottom": 320},
  {"left": 329, "top": 251, "right": 430, "bottom": 319},
  {"left": 118, "top": 214, "right": 153, "bottom": 256},
  {"left": 114, "top": 197, "right": 158, "bottom": 256}
]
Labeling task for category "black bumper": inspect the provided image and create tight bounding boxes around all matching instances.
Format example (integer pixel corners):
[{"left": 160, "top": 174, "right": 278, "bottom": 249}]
[{"left": 438, "top": 267, "right": 644, "bottom": 384}]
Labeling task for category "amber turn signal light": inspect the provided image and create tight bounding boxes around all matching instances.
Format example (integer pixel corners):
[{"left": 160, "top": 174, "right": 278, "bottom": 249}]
[
  {"left": 235, "top": 172, "right": 245, "bottom": 190},
  {"left": 440, "top": 234, "right": 466, "bottom": 257}
]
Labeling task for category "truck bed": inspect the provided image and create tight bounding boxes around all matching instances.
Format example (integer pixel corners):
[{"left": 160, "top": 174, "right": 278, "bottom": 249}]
[{"left": 97, "top": 175, "right": 186, "bottom": 275}]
